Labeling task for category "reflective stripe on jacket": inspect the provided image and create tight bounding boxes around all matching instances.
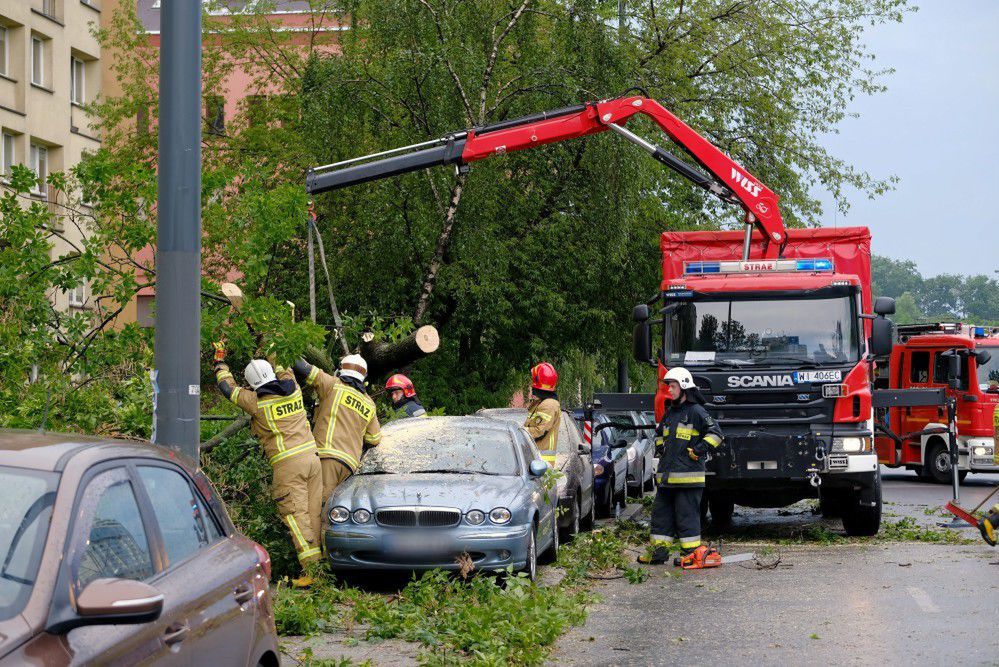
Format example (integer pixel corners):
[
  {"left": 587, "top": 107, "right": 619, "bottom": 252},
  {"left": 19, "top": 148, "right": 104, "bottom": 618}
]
[
  {"left": 215, "top": 364, "right": 316, "bottom": 465},
  {"left": 654, "top": 401, "right": 724, "bottom": 488},
  {"left": 526, "top": 397, "right": 560, "bottom": 464},
  {"left": 294, "top": 361, "right": 381, "bottom": 472}
]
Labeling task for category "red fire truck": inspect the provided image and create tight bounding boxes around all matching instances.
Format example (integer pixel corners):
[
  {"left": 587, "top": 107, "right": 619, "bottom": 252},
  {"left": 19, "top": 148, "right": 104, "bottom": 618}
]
[
  {"left": 874, "top": 323, "right": 998, "bottom": 482},
  {"left": 305, "top": 95, "right": 896, "bottom": 535}
]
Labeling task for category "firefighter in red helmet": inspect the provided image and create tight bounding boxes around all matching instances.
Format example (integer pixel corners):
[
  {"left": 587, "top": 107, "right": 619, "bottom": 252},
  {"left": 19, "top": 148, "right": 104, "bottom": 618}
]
[
  {"left": 525, "top": 362, "right": 560, "bottom": 466},
  {"left": 385, "top": 374, "right": 427, "bottom": 418}
]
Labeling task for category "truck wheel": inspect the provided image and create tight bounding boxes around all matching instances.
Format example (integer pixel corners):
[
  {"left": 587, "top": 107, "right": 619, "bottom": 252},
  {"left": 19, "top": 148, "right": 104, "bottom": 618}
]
[
  {"left": 708, "top": 492, "right": 735, "bottom": 529},
  {"left": 926, "top": 442, "right": 952, "bottom": 484},
  {"left": 841, "top": 469, "right": 882, "bottom": 537}
]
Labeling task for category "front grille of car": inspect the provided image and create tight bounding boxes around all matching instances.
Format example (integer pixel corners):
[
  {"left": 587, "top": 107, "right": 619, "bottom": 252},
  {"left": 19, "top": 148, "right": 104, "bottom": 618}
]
[{"left": 376, "top": 507, "right": 461, "bottom": 528}]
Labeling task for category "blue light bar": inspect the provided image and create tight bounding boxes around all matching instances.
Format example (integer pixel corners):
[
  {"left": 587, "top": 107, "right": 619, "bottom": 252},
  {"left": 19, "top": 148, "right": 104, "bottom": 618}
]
[
  {"left": 685, "top": 262, "right": 721, "bottom": 274},
  {"left": 795, "top": 259, "right": 833, "bottom": 272},
  {"left": 683, "top": 258, "right": 837, "bottom": 275}
]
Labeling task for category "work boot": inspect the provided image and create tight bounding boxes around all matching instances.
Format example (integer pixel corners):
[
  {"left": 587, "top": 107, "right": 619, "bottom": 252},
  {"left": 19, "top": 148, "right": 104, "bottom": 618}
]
[
  {"left": 981, "top": 515, "right": 998, "bottom": 547},
  {"left": 291, "top": 574, "right": 315, "bottom": 589},
  {"left": 637, "top": 544, "right": 670, "bottom": 565}
]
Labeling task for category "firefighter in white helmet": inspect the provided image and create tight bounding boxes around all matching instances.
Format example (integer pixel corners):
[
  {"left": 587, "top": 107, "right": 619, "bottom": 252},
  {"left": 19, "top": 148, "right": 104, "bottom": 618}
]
[
  {"left": 213, "top": 343, "right": 322, "bottom": 586},
  {"left": 639, "top": 366, "right": 724, "bottom": 568},
  {"left": 293, "top": 354, "right": 381, "bottom": 504}
]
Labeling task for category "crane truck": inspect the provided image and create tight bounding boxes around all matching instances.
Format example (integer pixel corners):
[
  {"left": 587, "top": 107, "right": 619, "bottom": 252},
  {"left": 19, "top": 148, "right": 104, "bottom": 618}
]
[{"left": 305, "top": 95, "right": 897, "bottom": 536}]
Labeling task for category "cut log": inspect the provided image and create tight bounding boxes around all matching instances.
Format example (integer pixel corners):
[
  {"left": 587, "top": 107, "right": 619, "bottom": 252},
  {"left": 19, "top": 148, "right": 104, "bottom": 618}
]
[{"left": 359, "top": 325, "right": 440, "bottom": 380}]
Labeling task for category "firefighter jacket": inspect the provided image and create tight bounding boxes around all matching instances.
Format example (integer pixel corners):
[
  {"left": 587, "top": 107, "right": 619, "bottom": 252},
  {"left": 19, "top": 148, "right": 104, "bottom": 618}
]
[
  {"left": 293, "top": 360, "right": 381, "bottom": 472},
  {"left": 215, "top": 364, "right": 317, "bottom": 466},
  {"left": 395, "top": 398, "right": 428, "bottom": 418},
  {"left": 526, "top": 396, "right": 560, "bottom": 464},
  {"left": 655, "top": 401, "right": 723, "bottom": 488}
]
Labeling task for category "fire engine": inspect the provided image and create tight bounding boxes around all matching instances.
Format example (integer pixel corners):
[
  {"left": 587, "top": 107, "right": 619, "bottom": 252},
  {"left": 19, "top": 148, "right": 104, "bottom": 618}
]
[{"left": 874, "top": 323, "right": 998, "bottom": 482}]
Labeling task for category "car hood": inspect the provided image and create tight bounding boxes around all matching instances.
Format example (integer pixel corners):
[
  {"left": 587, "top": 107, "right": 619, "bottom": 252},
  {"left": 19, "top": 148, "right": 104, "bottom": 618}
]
[{"left": 334, "top": 473, "right": 527, "bottom": 511}]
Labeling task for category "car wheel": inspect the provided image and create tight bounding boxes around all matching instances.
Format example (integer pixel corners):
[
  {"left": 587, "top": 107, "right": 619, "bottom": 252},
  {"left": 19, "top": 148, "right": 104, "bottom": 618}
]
[
  {"left": 520, "top": 525, "right": 537, "bottom": 582},
  {"left": 581, "top": 489, "right": 596, "bottom": 531},
  {"left": 927, "top": 441, "right": 952, "bottom": 484},
  {"left": 540, "top": 515, "right": 559, "bottom": 564}
]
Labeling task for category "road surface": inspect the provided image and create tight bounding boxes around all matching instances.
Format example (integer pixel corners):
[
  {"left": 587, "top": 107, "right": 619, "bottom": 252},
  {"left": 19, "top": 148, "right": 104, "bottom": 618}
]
[{"left": 552, "top": 468, "right": 999, "bottom": 666}]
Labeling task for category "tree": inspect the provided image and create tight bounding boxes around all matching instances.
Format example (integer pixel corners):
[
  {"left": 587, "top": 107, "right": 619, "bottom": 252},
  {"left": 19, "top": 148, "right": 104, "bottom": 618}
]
[
  {"left": 872, "top": 255, "right": 923, "bottom": 299},
  {"left": 893, "top": 292, "right": 923, "bottom": 325}
]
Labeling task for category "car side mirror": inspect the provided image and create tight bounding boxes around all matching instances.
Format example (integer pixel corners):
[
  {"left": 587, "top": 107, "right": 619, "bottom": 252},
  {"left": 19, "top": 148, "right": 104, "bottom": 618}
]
[
  {"left": 873, "top": 296, "right": 896, "bottom": 316},
  {"left": 974, "top": 349, "right": 992, "bottom": 367},
  {"left": 50, "top": 578, "right": 164, "bottom": 633},
  {"left": 869, "top": 317, "right": 894, "bottom": 357},
  {"left": 529, "top": 459, "right": 549, "bottom": 477}
]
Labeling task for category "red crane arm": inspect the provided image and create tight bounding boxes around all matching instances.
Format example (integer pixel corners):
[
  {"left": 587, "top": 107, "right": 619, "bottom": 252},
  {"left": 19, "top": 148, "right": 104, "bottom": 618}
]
[{"left": 307, "top": 96, "right": 786, "bottom": 254}]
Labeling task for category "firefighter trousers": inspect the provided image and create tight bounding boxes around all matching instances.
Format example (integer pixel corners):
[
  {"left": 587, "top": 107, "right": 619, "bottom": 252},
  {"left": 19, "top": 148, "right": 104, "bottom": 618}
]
[
  {"left": 650, "top": 486, "right": 703, "bottom": 553},
  {"left": 320, "top": 458, "right": 353, "bottom": 507},
  {"left": 272, "top": 452, "right": 323, "bottom": 565}
]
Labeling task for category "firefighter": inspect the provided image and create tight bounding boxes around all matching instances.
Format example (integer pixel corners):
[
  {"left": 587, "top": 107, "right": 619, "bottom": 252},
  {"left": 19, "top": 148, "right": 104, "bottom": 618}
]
[
  {"left": 213, "top": 343, "right": 322, "bottom": 585},
  {"left": 638, "top": 367, "right": 724, "bottom": 567},
  {"left": 525, "top": 362, "right": 560, "bottom": 466},
  {"left": 385, "top": 374, "right": 428, "bottom": 418},
  {"left": 293, "top": 354, "right": 381, "bottom": 504}
]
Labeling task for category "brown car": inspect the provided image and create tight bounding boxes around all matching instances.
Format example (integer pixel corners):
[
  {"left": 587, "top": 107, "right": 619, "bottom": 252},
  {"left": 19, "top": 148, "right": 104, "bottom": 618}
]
[{"left": 0, "top": 430, "right": 279, "bottom": 666}]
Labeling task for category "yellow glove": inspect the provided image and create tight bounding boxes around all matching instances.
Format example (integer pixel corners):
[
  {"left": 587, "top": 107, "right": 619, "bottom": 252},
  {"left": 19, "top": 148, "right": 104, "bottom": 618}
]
[
  {"left": 687, "top": 447, "right": 699, "bottom": 462},
  {"left": 212, "top": 341, "right": 226, "bottom": 364}
]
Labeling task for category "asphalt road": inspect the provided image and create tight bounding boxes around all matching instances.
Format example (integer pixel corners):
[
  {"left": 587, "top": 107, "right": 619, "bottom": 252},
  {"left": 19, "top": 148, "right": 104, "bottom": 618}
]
[{"left": 552, "top": 468, "right": 999, "bottom": 666}]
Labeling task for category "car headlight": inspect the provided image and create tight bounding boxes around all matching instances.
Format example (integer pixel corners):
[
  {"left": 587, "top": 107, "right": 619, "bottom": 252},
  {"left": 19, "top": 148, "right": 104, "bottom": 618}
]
[
  {"left": 593, "top": 463, "right": 605, "bottom": 476},
  {"left": 832, "top": 436, "right": 872, "bottom": 453},
  {"left": 352, "top": 508, "right": 371, "bottom": 524},
  {"left": 627, "top": 447, "right": 637, "bottom": 463},
  {"left": 466, "top": 509, "right": 485, "bottom": 525},
  {"left": 330, "top": 506, "right": 350, "bottom": 523},
  {"left": 489, "top": 508, "right": 511, "bottom": 524},
  {"left": 973, "top": 446, "right": 990, "bottom": 456}
]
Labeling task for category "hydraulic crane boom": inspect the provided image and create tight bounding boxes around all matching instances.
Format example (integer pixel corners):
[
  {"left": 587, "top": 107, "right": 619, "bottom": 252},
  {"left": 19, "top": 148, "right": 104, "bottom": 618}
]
[{"left": 306, "top": 96, "right": 786, "bottom": 257}]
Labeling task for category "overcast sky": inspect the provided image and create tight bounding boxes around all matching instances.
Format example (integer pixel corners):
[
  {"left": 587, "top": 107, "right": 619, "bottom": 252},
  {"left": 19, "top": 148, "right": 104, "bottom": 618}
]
[{"left": 816, "top": 1, "right": 999, "bottom": 277}]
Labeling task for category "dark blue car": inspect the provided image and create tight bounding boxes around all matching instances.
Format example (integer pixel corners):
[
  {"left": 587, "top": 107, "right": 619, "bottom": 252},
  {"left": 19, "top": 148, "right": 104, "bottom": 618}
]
[{"left": 572, "top": 409, "right": 629, "bottom": 517}]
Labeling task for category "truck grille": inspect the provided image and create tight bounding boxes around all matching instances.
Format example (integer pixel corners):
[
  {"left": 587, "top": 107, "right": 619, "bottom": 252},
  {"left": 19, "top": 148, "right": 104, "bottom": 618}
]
[{"left": 376, "top": 507, "right": 461, "bottom": 528}]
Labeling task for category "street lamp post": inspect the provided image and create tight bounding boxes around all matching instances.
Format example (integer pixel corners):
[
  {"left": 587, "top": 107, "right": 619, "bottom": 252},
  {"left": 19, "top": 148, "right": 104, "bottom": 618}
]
[{"left": 154, "top": 1, "right": 202, "bottom": 462}]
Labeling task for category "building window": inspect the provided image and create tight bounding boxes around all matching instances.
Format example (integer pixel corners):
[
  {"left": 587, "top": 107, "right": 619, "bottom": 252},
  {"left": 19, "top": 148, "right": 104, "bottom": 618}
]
[
  {"left": 29, "top": 144, "right": 47, "bottom": 196},
  {"left": 0, "top": 27, "right": 8, "bottom": 77},
  {"left": 205, "top": 96, "right": 225, "bottom": 135},
  {"left": 42, "top": 0, "right": 59, "bottom": 19},
  {"left": 31, "top": 37, "right": 44, "bottom": 86},
  {"left": 1, "top": 133, "right": 13, "bottom": 180},
  {"left": 71, "top": 57, "right": 85, "bottom": 104},
  {"left": 67, "top": 281, "right": 87, "bottom": 308}
]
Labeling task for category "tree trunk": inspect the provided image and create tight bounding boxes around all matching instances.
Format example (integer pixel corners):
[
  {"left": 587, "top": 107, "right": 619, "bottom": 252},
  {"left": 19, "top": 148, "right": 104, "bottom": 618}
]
[
  {"left": 200, "top": 414, "right": 251, "bottom": 454},
  {"left": 360, "top": 325, "right": 440, "bottom": 381}
]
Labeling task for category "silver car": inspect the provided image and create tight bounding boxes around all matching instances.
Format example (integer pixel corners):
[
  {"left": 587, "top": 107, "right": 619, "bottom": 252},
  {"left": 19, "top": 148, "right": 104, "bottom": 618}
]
[{"left": 322, "top": 416, "right": 559, "bottom": 581}]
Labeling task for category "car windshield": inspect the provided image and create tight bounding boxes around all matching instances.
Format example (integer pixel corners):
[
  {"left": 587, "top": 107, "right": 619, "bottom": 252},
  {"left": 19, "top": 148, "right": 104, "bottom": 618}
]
[
  {"left": 978, "top": 347, "right": 999, "bottom": 393},
  {"left": 667, "top": 296, "right": 860, "bottom": 367},
  {"left": 0, "top": 466, "right": 58, "bottom": 621},
  {"left": 357, "top": 422, "right": 520, "bottom": 476}
]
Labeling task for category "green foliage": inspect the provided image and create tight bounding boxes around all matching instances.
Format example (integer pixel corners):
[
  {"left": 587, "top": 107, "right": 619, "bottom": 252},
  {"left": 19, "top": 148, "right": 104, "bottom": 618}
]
[
  {"left": 879, "top": 517, "right": 973, "bottom": 544},
  {"left": 873, "top": 255, "right": 999, "bottom": 324}
]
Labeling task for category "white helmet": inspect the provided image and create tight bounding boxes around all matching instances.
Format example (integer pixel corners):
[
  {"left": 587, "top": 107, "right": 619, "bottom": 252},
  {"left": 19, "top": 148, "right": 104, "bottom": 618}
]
[
  {"left": 339, "top": 354, "right": 368, "bottom": 383},
  {"left": 662, "top": 367, "right": 695, "bottom": 390},
  {"left": 244, "top": 359, "right": 277, "bottom": 390}
]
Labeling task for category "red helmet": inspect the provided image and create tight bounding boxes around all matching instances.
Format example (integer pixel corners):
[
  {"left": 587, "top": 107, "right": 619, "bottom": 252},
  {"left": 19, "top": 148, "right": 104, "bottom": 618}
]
[
  {"left": 530, "top": 362, "right": 558, "bottom": 391},
  {"left": 385, "top": 374, "right": 416, "bottom": 398}
]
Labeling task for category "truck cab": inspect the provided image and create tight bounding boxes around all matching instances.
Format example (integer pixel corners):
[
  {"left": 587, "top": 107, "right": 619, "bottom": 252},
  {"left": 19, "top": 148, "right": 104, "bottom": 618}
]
[
  {"left": 634, "top": 227, "right": 892, "bottom": 536},
  {"left": 874, "top": 323, "right": 999, "bottom": 482}
]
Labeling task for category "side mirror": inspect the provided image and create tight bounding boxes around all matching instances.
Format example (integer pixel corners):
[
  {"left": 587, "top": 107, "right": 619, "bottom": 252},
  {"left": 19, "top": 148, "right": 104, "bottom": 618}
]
[
  {"left": 869, "top": 317, "right": 894, "bottom": 357},
  {"left": 633, "top": 304, "right": 650, "bottom": 322},
  {"left": 941, "top": 350, "right": 962, "bottom": 389},
  {"left": 874, "top": 296, "right": 896, "bottom": 316},
  {"left": 974, "top": 349, "right": 992, "bottom": 367},
  {"left": 633, "top": 321, "right": 652, "bottom": 364},
  {"left": 52, "top": 578, "right": 164, "bottom": 633},
  {"left": 529, "top": 459, "right": 549, "bottom": 477}
]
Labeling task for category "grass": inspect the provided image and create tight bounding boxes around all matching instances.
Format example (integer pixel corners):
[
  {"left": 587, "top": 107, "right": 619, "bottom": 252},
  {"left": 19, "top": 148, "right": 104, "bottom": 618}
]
[
  {"left": 276, "top": 522, "right": 648, "bottom": 666},
  {"left": 878, "top": 516, "right": 975, "bottom": 544}
]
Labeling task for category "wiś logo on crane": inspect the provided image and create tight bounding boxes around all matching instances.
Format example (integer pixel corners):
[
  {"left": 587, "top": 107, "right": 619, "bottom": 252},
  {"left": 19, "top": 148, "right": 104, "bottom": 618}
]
[{"left": 731, "top": 167, "right": 762, "bottom": 197}]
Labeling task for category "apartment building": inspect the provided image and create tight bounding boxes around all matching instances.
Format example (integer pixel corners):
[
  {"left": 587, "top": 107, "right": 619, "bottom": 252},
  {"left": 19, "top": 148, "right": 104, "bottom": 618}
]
[{"left": 0, "top": 0, "right": 103, "bottom": 310}]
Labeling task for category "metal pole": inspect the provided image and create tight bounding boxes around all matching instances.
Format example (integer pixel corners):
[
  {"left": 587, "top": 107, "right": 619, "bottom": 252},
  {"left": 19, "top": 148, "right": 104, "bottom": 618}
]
[
  {"left": 939, "top": 396, "right": 971, "bottom": 528},
  {"left": 154, "top": 0, "right": 202, "bottom": 462},
  {"left": 617, "top": 358, "right": 629, "bottom": 393}
]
